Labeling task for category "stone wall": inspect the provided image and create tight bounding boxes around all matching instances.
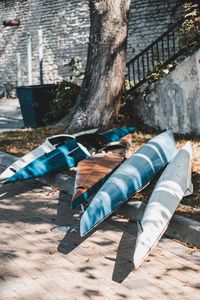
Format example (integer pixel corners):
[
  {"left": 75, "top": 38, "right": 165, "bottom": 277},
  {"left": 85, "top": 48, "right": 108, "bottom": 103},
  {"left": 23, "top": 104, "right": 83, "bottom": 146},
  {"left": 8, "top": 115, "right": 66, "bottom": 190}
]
[
  {"left": 127, "top": 0, "right": 183, "bottom": 61},
  {"left": 132, "top": 49, "right": 200, "bottom": 135},
  {"left": 0, "top": 0, "right": 90, "bottom": 94},
  {"left": 0, "top": 0, "right": 182, "bottom": 95}
]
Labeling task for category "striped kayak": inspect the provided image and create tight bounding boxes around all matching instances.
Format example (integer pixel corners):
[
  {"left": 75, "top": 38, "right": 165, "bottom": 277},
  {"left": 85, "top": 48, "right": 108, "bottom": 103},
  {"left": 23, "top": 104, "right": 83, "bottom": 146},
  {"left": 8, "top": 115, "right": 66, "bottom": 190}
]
[
  {"left": 80, "top": 129, "right": 177, "bottom": 236},
  {"left": 133, "top": 141, "right": 193, "bottom": 269},
  {"left": 71, "top": 134, "right": 132, "bottom": 209},
  {"left": 5, "top": 139, "right": 90, "bottom": 184}
]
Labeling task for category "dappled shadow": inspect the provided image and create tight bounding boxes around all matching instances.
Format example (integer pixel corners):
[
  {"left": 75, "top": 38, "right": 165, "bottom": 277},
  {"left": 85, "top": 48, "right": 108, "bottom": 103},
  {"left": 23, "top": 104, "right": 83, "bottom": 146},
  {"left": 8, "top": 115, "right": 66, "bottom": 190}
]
[
  {"left": 0, "top": 179, "right": 42, "bottom": 201},
  {"left": 0, "top": 178, "right": 199, "bottom": 299},
  {"left": 0, "top": 176, "right": 61, "bottom": 226},
  {"left": 165, "top": 264, "right": 200, "bottom": 276},
  {"left": 153, "top": 264, "right": 200, "bottom": 294},
  {"left": 0, "top": 134, "right": 199, "bottom": 298},
  {"left": 83, "top": 289, "right": 103, "bottom": 299},
  {"left": 0, "top": 249, "right": 18, "bottom": 262}
]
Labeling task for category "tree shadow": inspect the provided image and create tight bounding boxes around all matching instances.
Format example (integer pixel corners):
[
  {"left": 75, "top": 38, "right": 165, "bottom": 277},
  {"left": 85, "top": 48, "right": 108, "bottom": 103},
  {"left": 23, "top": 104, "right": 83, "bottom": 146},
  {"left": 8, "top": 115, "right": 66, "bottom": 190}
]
[
  {"left": 156, "top": 264, "right": 200, "bottom": 295},
  {"left": 0, "top": 179, "right": 43, "bottom": 201}
]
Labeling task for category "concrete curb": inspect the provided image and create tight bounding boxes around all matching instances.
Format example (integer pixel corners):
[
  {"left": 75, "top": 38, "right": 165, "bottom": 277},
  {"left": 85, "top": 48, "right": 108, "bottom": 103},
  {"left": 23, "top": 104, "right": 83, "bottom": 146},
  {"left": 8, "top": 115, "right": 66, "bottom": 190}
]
[
  {"left": 117, "top": 200, "right": 200, "bottom": 248},
  {"left": 0, "top": 150, "right": 199, "bottom": 248}
]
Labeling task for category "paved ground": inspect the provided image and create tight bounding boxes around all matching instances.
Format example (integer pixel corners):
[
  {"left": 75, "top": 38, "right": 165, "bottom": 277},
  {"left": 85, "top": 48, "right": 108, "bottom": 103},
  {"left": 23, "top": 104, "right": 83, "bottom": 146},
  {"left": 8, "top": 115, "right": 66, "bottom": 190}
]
[
  {"left": 0, "top": 98, "right": 200, "bottom": 299},
  {"left": 0, "top": 175, "right": 199, "bottom": 300},
  {"left": 0, "top": 98, "right": 24, "bottom": 132}
]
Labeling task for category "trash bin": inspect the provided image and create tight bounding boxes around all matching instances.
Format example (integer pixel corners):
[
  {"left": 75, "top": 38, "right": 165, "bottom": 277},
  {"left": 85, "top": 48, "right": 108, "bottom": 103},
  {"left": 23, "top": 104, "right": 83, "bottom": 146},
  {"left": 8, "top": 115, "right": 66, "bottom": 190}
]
[{"left": 16, "top": 84, "right": 58, "bottom": 128}]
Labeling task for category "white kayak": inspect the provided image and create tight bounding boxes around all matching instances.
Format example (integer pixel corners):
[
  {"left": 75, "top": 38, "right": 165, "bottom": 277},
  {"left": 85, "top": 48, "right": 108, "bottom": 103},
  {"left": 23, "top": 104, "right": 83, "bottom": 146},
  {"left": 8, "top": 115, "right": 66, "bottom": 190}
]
[{"left": 133, "top": 141, "right": 193, "bottom": 269}]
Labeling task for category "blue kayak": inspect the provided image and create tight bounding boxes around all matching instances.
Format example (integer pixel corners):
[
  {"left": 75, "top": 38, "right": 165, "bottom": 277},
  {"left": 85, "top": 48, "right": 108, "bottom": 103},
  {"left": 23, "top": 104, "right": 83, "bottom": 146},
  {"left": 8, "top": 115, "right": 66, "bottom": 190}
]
[
  {"left": 76, "top": 127, "right": 136, "bottom": 149},
  {"left": 5, "top": 139, "right": 90, "bottom": 184},
  {"left": 80, "top": 130, "right": 177, "bottom": 236},
  {"left": 99, "top": 127, "right": 136, "bottom": 143}
]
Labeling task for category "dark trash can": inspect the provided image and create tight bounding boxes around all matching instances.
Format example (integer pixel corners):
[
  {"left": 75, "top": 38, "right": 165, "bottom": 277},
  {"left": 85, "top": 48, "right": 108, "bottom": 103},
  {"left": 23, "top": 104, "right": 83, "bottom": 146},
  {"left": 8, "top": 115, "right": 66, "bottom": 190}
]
[{"left": 16, "top": 84, "right": 58, "bottom": 128}]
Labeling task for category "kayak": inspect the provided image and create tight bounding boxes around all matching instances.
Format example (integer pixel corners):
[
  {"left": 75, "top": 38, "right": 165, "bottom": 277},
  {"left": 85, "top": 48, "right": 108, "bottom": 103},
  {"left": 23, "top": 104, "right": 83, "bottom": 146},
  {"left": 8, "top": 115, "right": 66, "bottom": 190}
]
[
  {"left": 0, "top": 133, "right": 75, "bottom": 183},
  {"left": 80, "top": 129, "right": 177, "bottom": 236},
  {"left": 133, "top": 141, "right": 193, "bottom": 269},
  {"left": 98, "top": 133, "right": 132, "bottom": 157},
  {"left": 0, "top": 128, "right": 99, "bottom": 183},
  {"left": 4, "top": 139, "right": 90, "bottom": 184},
  {"left": 0, "top": 127, "right": 135, "bottom": 183},
  {"left": 71, "top": 134, "right": 132, "bottom": 209},
  {"left": 99, "top": 127, "right": 136, "bottom": 143},
  {"left": 75, "top": 127, "right": 136, "bottom": 149},
  {"left": 71, "top": 153, "right": 125, "bottom": 209}
]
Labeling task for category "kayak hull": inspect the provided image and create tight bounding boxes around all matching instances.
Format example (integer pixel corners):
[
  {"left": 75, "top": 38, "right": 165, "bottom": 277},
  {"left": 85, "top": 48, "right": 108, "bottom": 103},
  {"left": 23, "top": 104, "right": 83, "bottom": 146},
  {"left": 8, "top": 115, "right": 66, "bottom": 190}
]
[
  {"left": 99, "top": 127, "right": 136, "bottom": 143},
  {"left": 71, "top": 153, "right": 125, "bottom": 209},
  {"left": 5, "top": 139, "right": 90, "bottom": 183},
  {"left": 133, "top": 142, "right": 193, "bottom": 269},
  {"left": 0, "top": 134, "right": 75, "bottom": 182},
  {"left": 75, "top": 127, "right": 136, "bottom": 150},
  {"left": 80, "top": 130, "right": 177, "bottom": 236},
  {"left": 71, "top": 134, "right": 132, "bottom": 209}
]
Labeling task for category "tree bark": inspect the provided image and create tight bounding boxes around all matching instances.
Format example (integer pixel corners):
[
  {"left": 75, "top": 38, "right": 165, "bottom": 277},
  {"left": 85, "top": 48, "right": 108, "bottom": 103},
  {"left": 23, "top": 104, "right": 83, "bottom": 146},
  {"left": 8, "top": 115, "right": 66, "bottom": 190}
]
[{"left": 67, "top": 0, "right": 131, "bottom": 132}]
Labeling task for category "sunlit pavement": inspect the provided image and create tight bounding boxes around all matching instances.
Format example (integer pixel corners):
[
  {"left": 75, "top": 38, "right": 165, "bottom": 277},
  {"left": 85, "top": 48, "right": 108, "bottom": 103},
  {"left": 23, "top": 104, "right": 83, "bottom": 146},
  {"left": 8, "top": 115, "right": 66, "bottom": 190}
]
[
  {"left": 0, "top": 175, "right": 199, "bottom": 299},
  {"left": 0, "top": 98, "right": 24, "bottom": 132}
]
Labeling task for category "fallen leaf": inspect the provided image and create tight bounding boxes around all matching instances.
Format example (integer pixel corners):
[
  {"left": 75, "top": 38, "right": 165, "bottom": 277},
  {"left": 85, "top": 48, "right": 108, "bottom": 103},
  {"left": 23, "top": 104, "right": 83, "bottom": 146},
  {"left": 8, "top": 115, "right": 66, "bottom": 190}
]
[{"left": 48, "top": 249, "right": 56, "bottom": 255}]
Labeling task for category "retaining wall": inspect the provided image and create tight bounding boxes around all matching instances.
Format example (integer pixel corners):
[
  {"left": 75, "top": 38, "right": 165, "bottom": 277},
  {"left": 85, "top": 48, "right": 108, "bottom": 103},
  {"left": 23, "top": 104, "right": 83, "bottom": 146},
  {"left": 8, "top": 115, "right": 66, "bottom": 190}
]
[{"left": 132, "top": 49, "right": 200, "bottom": 135}]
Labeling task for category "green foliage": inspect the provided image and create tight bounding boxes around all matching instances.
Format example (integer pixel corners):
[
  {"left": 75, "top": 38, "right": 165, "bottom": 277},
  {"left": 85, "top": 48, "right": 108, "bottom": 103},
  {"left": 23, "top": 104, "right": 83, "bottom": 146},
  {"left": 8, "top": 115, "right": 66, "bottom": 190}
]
[
  {"left": 124, "top": 79, "right": 135, "bottom": 91},
  {"left": 125, "top": 1, "right": 199, "bottom": 96},
  {"left": 178, "top": 2, "right": 200, "bottom": 53},
  {"left": 146, "top": 62, "right": 176, "bottom": 83},
  {"left": 44, "top": 81, "right": 81, "bottom": 123},
  {"left": 43, "top": 57, "right": 84, "bottom": 124},
  {"left": 124, "top": 63, "right": 176, "bottom": 94}
]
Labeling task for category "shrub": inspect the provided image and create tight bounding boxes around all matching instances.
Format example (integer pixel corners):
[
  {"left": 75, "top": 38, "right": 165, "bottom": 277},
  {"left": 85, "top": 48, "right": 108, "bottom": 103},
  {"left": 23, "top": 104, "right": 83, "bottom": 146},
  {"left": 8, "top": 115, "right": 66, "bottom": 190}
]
[{"left": 45, "top": 81, "right": 81, "bottom": 123}]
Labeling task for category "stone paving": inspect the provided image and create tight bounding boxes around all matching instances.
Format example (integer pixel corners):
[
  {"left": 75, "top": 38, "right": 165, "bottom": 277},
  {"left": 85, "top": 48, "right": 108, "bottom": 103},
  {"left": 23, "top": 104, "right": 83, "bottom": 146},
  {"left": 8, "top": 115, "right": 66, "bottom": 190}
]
[{"left": 0, "top": 178, "right": 200, "bottom": 300}]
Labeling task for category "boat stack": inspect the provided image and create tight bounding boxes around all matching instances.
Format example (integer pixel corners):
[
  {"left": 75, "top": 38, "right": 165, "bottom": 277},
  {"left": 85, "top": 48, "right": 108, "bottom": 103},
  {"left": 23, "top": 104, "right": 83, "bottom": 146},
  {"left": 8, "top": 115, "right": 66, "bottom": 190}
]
[{"left": 0, "top": 127, "right": 193, "bottom": 269}]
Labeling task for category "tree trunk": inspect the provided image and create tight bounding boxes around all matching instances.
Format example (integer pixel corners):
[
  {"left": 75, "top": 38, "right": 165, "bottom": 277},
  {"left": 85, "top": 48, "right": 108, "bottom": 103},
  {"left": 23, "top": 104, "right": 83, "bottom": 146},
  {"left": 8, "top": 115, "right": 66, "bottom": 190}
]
[{"left": 67, "top": 0, "right": 131, "bottom": 133}]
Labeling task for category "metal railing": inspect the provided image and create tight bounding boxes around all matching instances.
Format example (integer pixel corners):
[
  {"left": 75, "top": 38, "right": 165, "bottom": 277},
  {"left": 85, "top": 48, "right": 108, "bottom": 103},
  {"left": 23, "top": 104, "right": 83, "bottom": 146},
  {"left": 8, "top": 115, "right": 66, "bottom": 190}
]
[{"left": 126, "top": 16, "right": 200, "bottom": 92}]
